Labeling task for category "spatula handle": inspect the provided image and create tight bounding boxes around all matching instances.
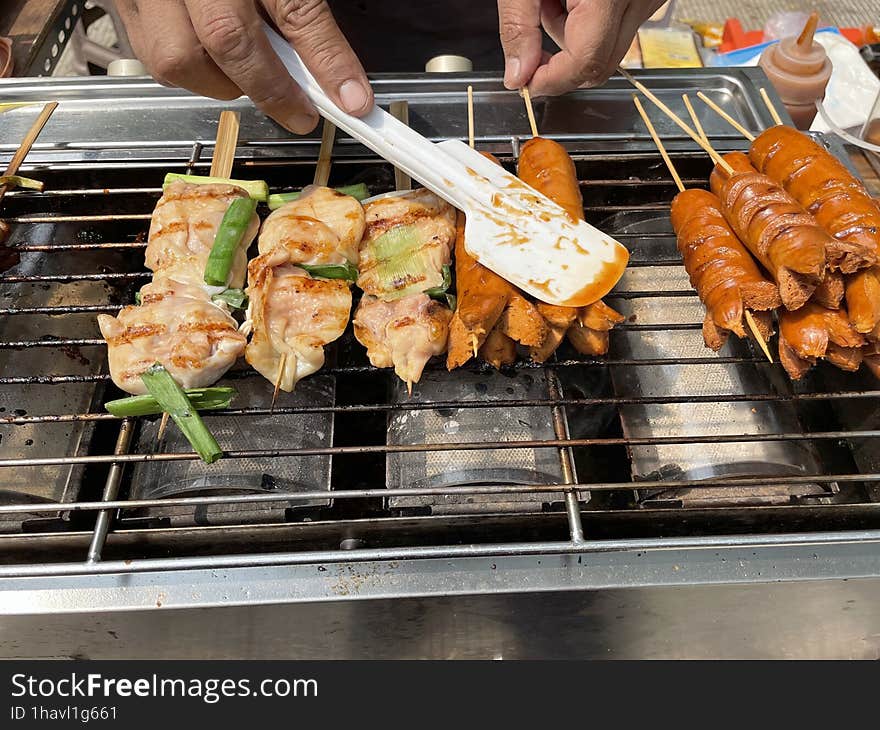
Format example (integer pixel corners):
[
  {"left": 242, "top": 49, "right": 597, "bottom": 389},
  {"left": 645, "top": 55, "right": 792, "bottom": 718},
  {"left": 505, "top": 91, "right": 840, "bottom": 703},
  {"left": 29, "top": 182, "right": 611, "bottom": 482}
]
[{"left": 263, "top": 22, "right": 476, "bottom": 211}]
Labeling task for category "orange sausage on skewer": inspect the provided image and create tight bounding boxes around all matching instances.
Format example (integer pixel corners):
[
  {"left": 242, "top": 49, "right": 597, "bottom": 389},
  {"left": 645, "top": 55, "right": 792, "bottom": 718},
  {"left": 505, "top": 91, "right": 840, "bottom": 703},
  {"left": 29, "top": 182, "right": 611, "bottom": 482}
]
[
  {"left": 516, "top": 137, "right": 624, "bottom": 360},
  {"left": 778, "top": 302, "right": 865, "bottom": 380},
  {"left": 670, "top": 188, "right": 780, "bottom": 350},
  {"left": 446, "top": 209, "right": 515, "bottom": 369}
]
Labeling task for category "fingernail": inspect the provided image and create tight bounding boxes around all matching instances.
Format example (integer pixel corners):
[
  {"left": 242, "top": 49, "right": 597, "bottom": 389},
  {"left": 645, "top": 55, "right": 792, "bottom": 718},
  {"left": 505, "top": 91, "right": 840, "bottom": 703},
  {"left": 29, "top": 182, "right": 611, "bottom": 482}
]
[
  {"left": 504, "top": 58, "right": 521, "bottom": 89},
  {"left": 339, "top": 79, "right": 369, "bottom": 113},
  {"left": 283, "top": 109, "right": 319, "bottom": 135}
]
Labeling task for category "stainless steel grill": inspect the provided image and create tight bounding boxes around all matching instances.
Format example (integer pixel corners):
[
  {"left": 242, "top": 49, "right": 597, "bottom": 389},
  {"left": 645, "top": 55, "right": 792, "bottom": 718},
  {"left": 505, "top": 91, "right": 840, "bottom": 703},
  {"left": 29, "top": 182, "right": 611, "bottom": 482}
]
[{"left": 1, "top": 68, "right": 880, "bottom": 637}]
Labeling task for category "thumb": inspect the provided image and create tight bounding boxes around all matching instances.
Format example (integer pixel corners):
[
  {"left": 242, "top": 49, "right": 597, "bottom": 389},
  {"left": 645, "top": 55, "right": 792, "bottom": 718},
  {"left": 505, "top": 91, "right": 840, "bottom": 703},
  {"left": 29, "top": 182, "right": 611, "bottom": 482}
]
[
  {"left": 269, "top": 0, "right": 373, "bottom": 116},
  {"left": 497, "top": 0, "right": 543, "bottom": 89}
]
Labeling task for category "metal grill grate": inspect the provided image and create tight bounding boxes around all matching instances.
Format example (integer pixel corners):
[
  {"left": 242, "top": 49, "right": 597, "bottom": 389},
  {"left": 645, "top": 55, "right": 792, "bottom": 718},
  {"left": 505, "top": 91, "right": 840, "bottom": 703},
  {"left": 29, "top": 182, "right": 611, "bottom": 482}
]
[{"left": 1, "top": 71, "right": 879, "bottom": 579}]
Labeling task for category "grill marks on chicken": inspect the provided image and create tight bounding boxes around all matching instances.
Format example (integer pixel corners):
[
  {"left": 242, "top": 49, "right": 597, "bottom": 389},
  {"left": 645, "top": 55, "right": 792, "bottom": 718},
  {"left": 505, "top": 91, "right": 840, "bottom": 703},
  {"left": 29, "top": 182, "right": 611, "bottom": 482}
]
[
  {"left": 245, "top": 254, "right": 351, "bottom": 391},
  {"left": 353, "top": 190, "right": 456, "bottom": 386},
  {"left": 257, "top": 186, "right": 364, "bottom": 264},
  {"left": 98, "top": 279, "right": 245, "bottom": 395},
  {"left": 357, "top": 189, "right": 457, "bottom": 300},
  {"left": 99, "top": 183, "right": 255, "bottom": 394},
  {"left": 353, "top": 294, "right": 452, "bottom": 386},
  {"left": 245, "top": 187, "right": 364, "bottom": 391},
  {"left": 146, "top": 182, "right": 259, "bottom": 291}
]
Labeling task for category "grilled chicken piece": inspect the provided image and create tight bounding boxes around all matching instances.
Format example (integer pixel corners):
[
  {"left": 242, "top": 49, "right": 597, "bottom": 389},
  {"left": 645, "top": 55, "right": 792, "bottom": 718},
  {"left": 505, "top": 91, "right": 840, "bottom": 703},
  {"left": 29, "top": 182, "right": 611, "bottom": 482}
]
[
  {"left": 145, "top": 181, "right": 259, "bottom": 290},
  {"left": 245, "top": 249, "right": 351, "bottom": 392},
  {"left": 98, "top": 277, "right": 245, "bottom": 395},
  {"left": 352, "top": 293, "right": 452, "bottom": 387},
  {"left": 357, "top": 189, "right": 457, "bottom": 300},
  {"left": 257, "top": 186, "right": 365, "bottom": 264}
]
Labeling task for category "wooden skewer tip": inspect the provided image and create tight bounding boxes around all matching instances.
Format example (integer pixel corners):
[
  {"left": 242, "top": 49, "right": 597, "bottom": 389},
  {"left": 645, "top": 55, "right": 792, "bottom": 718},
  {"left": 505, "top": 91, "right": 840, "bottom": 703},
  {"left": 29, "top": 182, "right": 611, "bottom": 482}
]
[
  {"left": 521, "top": 86, "right": 539, "bottom": 138},
  {"left": 744, "top": 310, "right": 773, "bottom": 363},
  {"left": 759, "top": 87, "right": 784, "bottom": 127},
  {"left": 271, "top": 352, "right": 288, "bottom": 410}
]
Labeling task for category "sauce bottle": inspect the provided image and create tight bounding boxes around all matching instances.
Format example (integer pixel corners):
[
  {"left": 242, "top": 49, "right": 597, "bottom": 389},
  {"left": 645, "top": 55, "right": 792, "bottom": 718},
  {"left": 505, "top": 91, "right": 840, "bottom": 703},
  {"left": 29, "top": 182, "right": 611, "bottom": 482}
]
[{"left": 759, "top": 12, "right": 832, "bottom": 130}]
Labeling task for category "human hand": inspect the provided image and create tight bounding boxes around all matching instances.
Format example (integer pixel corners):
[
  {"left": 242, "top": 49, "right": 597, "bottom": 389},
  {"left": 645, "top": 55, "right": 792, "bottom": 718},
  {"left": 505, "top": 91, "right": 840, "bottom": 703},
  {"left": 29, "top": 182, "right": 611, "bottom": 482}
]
[
  {"left": 115, "top": 0, "right": 373, "bottom": 133},
  {"left": 497, "top": 0, "right": 667, "bottom": 96}
]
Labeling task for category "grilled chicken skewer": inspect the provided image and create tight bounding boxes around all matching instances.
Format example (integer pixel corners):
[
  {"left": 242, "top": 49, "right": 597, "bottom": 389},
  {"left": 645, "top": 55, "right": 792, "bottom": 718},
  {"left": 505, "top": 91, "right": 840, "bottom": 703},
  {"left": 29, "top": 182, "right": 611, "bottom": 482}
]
[
  {"left": 98, "top": 181, "right": 257, "bottom": 394},
  {"left": 353, "top": 188, "right": 456, "bottom": 389},
  {"left": 244, "top": 185, "right": 365, "bottom": 391}
]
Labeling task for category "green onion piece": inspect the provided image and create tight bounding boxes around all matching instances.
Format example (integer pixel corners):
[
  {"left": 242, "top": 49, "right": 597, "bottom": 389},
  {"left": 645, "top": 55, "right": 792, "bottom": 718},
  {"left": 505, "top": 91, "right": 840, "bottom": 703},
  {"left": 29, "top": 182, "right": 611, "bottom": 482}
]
[
  {"left": 445, "top": 293, "right": 457, "bottom": 311},
  {"left": 0, "top": 175, "right": 44, "bottom": 191},
  {"left": 134, "top": 291, "right": 142, "bottom": 305},
  {"left": 211, "top": 288, "right": 249, "bottom": 310},
  {"left": 163, "top": 173, "right": 268, "bottom": 201},
  {"left": 204, "top": 197, "right": 258, "bottom": 287},
  {"left": 424, "top": 264, "right": 452, "bottom": 297},
  {"left": 140, "top": 364, "right": 223, "bottom": 464},
  {"left": 267, "top": 183, "right": 370, "bottom": 210},
  {"left": 105, "top": 387, "right": 237, "bottom": 417},
  {"left": 299, "top": 261, "right": 359, "bottom": 282}
]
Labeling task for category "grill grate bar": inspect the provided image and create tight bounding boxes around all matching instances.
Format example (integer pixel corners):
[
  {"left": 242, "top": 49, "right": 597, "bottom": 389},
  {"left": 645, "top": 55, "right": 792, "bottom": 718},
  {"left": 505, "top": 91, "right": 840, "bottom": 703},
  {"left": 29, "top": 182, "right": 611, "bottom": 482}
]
[
  {"left": 0, "top": 355, "right": 774, "bottom": 385},
  {"left": 14, "top": 243, "right": 147, "bottom": 252},
  {"left": 0, "top": 429, "right": 875, "bottom": 468},
  {"left": 0, "top": 322, "right": 709, "bottom": 349},
  {"left": 1, "top": 388, "right": 878, "bottom": 424},
  {"left": 0, "top": 471, "right": 874, "bottom": 516},
  {"left": 1, "top": 388, "right": 879, "bottom": 424},
  {"left": 0, "top": 272, "right": 148, "bottom": 283}
]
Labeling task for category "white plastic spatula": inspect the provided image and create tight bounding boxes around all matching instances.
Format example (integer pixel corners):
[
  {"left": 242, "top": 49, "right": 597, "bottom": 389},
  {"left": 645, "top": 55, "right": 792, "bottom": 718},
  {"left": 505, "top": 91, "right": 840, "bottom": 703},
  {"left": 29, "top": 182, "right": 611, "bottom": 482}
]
[{"left": 264, "top": 24, "right": 629, "bottom": 307}]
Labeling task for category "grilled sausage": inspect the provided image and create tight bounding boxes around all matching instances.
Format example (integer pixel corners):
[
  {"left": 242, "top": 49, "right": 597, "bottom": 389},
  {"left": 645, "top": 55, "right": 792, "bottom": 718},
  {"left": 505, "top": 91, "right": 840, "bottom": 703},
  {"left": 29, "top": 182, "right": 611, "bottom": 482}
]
[
  {"left": 715, "top": 168, "right": 828, "bottom": 310},
  {"left": 844, "top": 266, "right": 880, "bottom": 337},
  {"left": 709, "top": 151, "right": 756, "bottom": 198},
  {"left": 670, "top": 188, "right": 781, "bottom": 350},
  {"left": 498, "top": 293, "right": 550, "bottom": 346},
  {"left": 778, "top": 302, "right": 865, "bottom": 380},
  {"left": 478, "top": 323, "right": 517, "bottom": 369},
  {"left": 446, "top": 208, "right": 514, "bottom": 369},
  {"left": 573, "top": 300, "right": 626, "bottom": 355},
  {"left": 812, "top": 270, "right": 845, "bottom": 309},
  {"left": 517, "top": 136, "right": 623, "bottom": 359},
  {"left": 750, "top": 126, "right": 880, "bottom": 276}
]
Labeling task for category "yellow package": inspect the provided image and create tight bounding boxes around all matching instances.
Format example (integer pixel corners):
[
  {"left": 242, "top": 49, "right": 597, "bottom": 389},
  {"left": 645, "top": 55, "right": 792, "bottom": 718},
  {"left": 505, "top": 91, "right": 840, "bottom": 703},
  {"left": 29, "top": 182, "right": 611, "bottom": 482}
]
[{"left": 638, "top": 28, "right": 703, "bottom": 68}]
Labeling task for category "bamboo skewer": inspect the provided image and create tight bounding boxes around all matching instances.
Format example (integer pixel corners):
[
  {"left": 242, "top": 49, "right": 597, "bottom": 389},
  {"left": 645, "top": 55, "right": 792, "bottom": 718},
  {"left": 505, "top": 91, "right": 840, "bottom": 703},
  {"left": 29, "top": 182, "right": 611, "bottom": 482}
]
[
  {"left": 744, "top": 309, "right": 773, "bottom": 363},
  {"left": 635, "top": 96, "right": 773, "bottom": 363},
  {"left": 210, "top": 110, "right": 240, "bottom": 178},
  {"left": 695, "top": 92, "right": 755, "bottom": 141},
  {"left": 682, "top": 94, "right": 709, "bottom": 145},
  {"left": 313, "top": 120, "right": 337, "bottom": 187},
  {"left": 0, "top": 102, "right": 58, "bottom": 208},
  {"left": 389, "top": 101, "right": 412, "bottom": 191},
  {"left": 161, "top": 110, "right": 242, "bottom": 438},
  {"left": 617, "top": 68, "right": 733, "bottom": 174},
  {"left": 633, "top": 96, "right": 685, "bottom": 194},
  {"left": 759, "top": 87, "right": 784, "bottom": 126},
  {"left": 521, "top": 86, "right": 539, "bottom": 138},
  {"left": 467, "top": 85, "right": 476, "bottom": 149}
]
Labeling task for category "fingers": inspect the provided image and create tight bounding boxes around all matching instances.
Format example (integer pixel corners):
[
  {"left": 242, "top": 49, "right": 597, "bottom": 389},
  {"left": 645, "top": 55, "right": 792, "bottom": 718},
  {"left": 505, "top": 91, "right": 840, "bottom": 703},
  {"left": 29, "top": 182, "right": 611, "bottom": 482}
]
[
  {"left": 116, "top": 0, "right": 241, "bottom": 100},
  {"left": 266, "top": 0, "right": 373, "bottom": 116},
  {"left": 496, "top": 0, "right": 544, "bottom": 89},
  {"left": 529, "top": 0, "right": 629, "bottom": 97},
  {"left": 539, "top": 0, "right": 566, "bottom": 49},
  {"left": 184, "top": 0, "right": 319, "bottom": 133}
]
